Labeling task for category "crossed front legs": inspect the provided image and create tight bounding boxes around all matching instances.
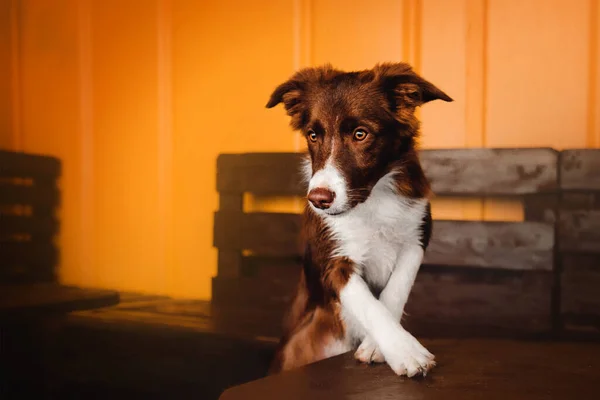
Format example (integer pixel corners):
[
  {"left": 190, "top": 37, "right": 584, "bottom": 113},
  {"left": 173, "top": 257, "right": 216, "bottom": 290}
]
[{"left": 339, "top": 245, "right": 435, "bottom": 377}]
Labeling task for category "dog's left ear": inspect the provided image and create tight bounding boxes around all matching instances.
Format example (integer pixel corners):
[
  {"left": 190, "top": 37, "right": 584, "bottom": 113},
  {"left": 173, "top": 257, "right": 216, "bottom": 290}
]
[{"left": 374, "top": 63, "right": 453, "bottom": 112}]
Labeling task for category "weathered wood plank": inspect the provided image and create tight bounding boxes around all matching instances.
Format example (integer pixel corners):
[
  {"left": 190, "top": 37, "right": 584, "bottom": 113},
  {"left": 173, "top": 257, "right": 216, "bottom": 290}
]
[
  {"left": 407, "top": 267, "right": 553, "bottom": 336},
  {"left": 217, "top": 153, "right": 306, "bottom": 196},
  {"left": 0, "top": 182, "right": 59, "bottom": 208},
  {"left": 561, "top": 193, "right": 600, "bottom": 210},
  {"left": 523, "top": 194, "right": 557, "bottom": 223},
  {"left": 219, "top": 193, "right": 243, "bottom": 212},
  {"left": 0, "top": 215, "right": 59, "bottom": 237},
  {"left": 560, "top": 253, "right": 600, "bottom": 335},
  {"left": 218, "top": 250, "right": 243, "bottom": 278},
  {"left": 558, "top": 210, "right": 600, "bottom": 253},
  {"left": 214, "top": 212, "right": 554, "bottom": 270},
  {"left": 560, "top": 149, "right": 600, "bottom": 191},
  {"left": 423, "top": 221, "right": 554, "bottom": 271},
  {"left": 216, "top": 149, "right": 559, "bottom": 196},
  {"left": 212, "top": 276, "right": 298, "bottom": 313},
  {"left": 420, "top": 148, "right": 558, "bottom": 195},
  {"left": 213, "top": 212, "right": 302, "bottom": 256},
  {"left": 0, "top": 150, "right": 60, "bottom": 178},
  {"left": 0, "top": 241, "right": 58, "bottom": 266},
  {"left": 212, "top": 266, "right": 552, "bottom": 337}
]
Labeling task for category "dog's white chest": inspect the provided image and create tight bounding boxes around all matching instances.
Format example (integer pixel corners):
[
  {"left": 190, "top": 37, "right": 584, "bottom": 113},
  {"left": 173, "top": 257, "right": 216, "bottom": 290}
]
[{"left": 323, "top": 175, "right": 428, "bottom": 290}]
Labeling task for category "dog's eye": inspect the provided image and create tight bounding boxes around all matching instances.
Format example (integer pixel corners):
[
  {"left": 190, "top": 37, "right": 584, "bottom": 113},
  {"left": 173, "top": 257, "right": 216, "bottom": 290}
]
[
  {"left": 353, "top": 129, "right": 368, "bottom": 141},
  {"left": 308, "top": 130, "right": 318, "bottom": 142}
]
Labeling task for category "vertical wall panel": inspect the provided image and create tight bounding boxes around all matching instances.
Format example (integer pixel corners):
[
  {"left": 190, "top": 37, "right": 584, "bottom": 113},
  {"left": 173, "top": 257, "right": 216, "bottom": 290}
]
[
  {"left": 312, "top": 0, "right": 404, "bottom": 70},
  {"left": 172, "top": 0, "right": 296, "bottom": 298},
  {"left": 17, "top": 0, "right": 84, "bottom": 284},
  {"left": 3, "top": 0, "right": 600, "bottom": 299},
  {"left": 91, "top": 0, "right": 162, "bottom": 293},
  {"left": 0, "top": 0, "right": 13, "bottom": 148},
  {"left": 420, "top": 0, "right": 467, "bottom": 149},
  {"left": 487, "top": 0, "right": 590, "bottom": 149}
]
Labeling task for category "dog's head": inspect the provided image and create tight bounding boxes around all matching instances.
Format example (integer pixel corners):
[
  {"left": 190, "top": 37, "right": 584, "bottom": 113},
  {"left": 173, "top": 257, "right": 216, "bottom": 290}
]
[{"left": 266, "top": 63, "right": 452, "bottom": 215}]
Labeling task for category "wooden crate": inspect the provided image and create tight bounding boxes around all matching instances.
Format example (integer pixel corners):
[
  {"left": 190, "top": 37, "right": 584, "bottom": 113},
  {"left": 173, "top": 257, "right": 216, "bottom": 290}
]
[
  {"left": 0, "top": 150, "right": 60, "bottom": 283},
  {"left": 212, "top": 149, "right": 558, "bottom": 338},
  {"left": 558, "top": 149, "right": 600, "bottom": 337}
]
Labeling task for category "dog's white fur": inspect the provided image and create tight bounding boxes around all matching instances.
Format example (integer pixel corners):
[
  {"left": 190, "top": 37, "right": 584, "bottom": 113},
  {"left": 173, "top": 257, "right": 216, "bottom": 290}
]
[{"left": 305, "top": 159, "right": 434, "bottom": 376}]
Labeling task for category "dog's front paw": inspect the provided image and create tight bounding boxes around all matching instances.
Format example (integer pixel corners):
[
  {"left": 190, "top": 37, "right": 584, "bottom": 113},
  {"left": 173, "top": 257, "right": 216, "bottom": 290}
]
[
  {"left": 381, "top": 330, "right": 435, "bottom": 377},
  {"left": 354, "top": 336, "right": 385, "bottom": 364}
]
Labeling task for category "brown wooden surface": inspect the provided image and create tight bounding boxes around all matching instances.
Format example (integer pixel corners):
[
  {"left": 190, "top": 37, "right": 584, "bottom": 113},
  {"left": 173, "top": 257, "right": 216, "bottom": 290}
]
[
  {"left": 425, "top": 220, "right": 554, "bottom": 270},
  {"left": 212, "top": 264, "right": 553, "bottom": 338},
  {"left": 217, "top": 153, "right": 306, "bottom": 196},
  {"left": 560, "top": 149, "right": 600, "bottom": 190},
  {"left": 407, "top": 268, "right": 553, "bottom": 336},
  {"left": 561, "top": 254, "right": 600, "bottom": 335},
  {"left": 70, "top": 293, "right": 283, "bottom": 343},
  {"left": 420, "top": 148, "right": 558, "bottom": 195},
  {"left": 0, "top": 182, "right": 59, "bottom": 209},
  {"left": 558, "top": 210, "right": 600, "bottom": 253},
  {"left": 217, "top": 149, "right": 558, "bottom": 196},
  {"left": 220, "top": 339, "right": 600, "bottom": 400},
  {"left": 0, "top": 150, "right": 60, "bottom": 178},
  {"left": 523, "top": 194, "right": 558, "bottom": 223},
  {"left": 215, "top": 212, "right": 554, "bottom": 270},
  {"left": 0, "top": 284, "right": 120, "bottom": 319},
  {"left": 214, "top": 211, "right": 302, "bottom": 256}
]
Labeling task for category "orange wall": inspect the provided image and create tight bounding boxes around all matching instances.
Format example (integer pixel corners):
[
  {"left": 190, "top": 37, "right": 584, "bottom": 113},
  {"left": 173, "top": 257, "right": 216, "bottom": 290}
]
[{"left": 2, "top": 0, "right": 599, "bottom": 299}]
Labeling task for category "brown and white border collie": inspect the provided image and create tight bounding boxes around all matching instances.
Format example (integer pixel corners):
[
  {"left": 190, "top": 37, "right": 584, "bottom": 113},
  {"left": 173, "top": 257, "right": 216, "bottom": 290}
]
[{"left": 265, "top": 62, "right": 452, "bottom": 377}]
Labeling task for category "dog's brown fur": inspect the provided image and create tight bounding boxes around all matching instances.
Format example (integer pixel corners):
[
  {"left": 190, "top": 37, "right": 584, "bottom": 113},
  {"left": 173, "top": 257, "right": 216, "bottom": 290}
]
[{"left": 266, "top": 63, "right": 452, "bottom": 373}]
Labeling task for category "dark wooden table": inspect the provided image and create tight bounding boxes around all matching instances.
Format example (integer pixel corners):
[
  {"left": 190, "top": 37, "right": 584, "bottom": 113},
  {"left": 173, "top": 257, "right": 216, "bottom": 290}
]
[
  {"left": 0, "top": 283, "right": 120, "bottom": 319},
  {"left": 0, "top": 283, "right": 120, "bottom": 397},
  {"left": 220, "top": 339, "right": 600, "bottom": 400}
]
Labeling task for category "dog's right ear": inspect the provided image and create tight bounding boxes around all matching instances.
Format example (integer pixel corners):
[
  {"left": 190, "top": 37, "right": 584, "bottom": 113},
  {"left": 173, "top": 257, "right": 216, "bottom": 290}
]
[
  {"left": 266, "top": 79, "right": 306, "bottom": 129},
  {"left": 266, "top": 80, "right": 300, "bottom": 108}
]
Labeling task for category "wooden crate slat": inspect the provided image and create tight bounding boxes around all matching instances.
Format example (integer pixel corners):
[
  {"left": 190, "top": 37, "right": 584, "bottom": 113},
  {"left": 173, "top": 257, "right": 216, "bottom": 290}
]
[
  {"left": 215, "top": 212, "right": 553, "bottom": 270},
  {"left": 558, "top": 210, "right": 600, "bottom": 253},
  {"left": 424, "top": 220, "right": 554, "bottom": 271},
  {"left": 212, "top": 276, "right": 298, "bottom": 312},
  {"left": 216, "top": 149, "right": 558, "bottom": 196},
  {"left": 217, "top": 153, "right": 306, "bottom": 195},
  {"left": 560, "top": 149, "right": 600, "bottom": 191},
  {"left": 0, "top": 241, "right": 58, "bottom": 266},
  {"left": 406, "top": 268, "right": 553, "bottom": 336},
  {"left": 420, "top": 148, "right": 558, "bottom": 196},
  {"left": 523, "top": 194, "right": 557, "bottom": 223},
  {"left": 560, "top": 254, "right": 600, "bottom": 334},
  {"left": 0, "top": 150, "right": 60, "bottom": 178},
  {"left": 212, "top": 268, "right": 553, "bottom": 337},
  {"left": 0, "top": 182, "right": 59, "bottom": 208},
  {"left": 0, "top": 215, "right": 59, "bottom": 236},
  {"left": 214, "top": 211, "right": 302, "bottom": 256}
]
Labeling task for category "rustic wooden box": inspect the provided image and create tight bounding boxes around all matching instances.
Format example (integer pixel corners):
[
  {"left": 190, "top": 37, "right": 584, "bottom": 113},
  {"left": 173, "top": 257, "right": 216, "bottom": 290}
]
[
  {"left": 558, "top": 149, "right": 600, "bottom": 337},
  {"left": 212, "top": 149, "right": 559, "bottom": 339},
  {"left": 0, "top": 150, "right": 60, "bottom": 283}
]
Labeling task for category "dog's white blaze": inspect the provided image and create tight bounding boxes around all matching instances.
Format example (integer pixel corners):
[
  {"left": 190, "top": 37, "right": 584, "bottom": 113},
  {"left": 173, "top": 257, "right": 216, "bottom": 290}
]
[
  {"left": 307, "top": 157, "right": 349, "bottom": 215},
  {"left": 300, "top": 156, "right": 312, "bottom": 183}
]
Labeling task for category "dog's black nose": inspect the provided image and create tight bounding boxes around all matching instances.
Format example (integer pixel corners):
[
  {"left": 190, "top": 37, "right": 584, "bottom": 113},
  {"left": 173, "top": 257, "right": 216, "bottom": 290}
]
[{"left": 308, "top": 188, "right": 335, "bottom": 210}]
